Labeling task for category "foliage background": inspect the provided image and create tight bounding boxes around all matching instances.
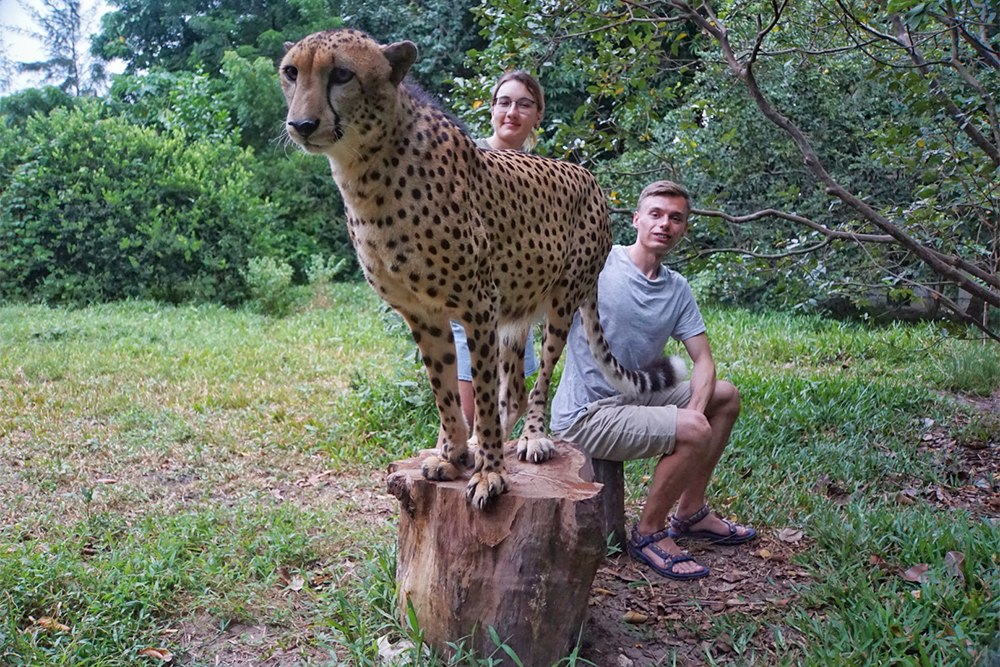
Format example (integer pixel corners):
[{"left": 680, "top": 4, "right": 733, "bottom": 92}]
[{"left": 0, "top": 0, "right": 996, "bottom": 330}]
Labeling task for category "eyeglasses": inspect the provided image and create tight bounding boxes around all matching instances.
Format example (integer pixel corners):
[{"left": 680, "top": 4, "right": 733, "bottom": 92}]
[{"left": 493, "top": 96, "right": 537, "bottom": 112}]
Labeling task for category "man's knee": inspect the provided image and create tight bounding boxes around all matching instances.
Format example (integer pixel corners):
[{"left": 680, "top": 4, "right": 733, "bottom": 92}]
[
  {"left": 713, "top": 380, "right": 740, "bottom": 417},
  {"left": 675, "top": 410, "right": 711, "bottom": 451}
]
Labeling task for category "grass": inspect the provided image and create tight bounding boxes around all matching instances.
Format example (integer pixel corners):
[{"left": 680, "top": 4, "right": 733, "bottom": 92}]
[{"left": 2, "top": 288, "right": 999, "bottom": 665}]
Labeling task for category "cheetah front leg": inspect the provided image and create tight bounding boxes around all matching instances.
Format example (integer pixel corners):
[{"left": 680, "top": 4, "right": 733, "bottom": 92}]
[
  {"left": 398, "top": 310, "right": 470, "bottom": 481},
  {"left": 516, "top": 308, "right": 573, "bottom": 464},
  {"left": 465, "top": 319, "right": 509, "bottom": 509}
]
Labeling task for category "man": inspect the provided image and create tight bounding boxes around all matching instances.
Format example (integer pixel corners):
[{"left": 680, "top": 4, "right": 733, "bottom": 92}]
[{"left": 550, "top": 180, "right": 755, "bottom": 580}]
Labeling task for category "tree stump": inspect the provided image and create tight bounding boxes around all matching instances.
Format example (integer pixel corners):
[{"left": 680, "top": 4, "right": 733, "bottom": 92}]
[
  {"left": 592, "top": 459, "right": 626, "bottom": 551},
  {"left": 386, "top": 440, "right": 605, "bottom": 667}
]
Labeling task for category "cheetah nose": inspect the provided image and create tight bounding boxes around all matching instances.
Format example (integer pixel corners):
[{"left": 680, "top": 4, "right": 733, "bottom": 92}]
[{"left": 288, "top": 119, "right": 319, "bottom": 137}]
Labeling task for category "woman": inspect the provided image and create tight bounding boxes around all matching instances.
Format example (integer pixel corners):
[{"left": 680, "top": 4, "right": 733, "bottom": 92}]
[{"left": 452, "top": 70, "right": 546, "bottom": 429}]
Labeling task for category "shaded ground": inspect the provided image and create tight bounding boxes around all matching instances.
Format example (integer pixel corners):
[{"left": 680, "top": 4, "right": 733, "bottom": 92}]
[
  {"left": 911, "top": 392, "right": 1000, "bottom": 518},
  {"left": 582, "top": 535, "right": 812, "bottom": 666}
]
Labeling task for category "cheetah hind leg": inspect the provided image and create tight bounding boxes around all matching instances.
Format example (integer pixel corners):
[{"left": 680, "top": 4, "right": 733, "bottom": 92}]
[
  {"left": 498, "top": 320, "right": 531, "bottom": 440},
  {"left": 516, "top": 314, "right": 571, "bottom": 463}
]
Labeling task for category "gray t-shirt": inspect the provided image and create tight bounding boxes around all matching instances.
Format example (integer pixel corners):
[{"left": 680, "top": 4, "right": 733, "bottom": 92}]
[{"left": 550, "top": 245, "right": 706, "bottom": 432}]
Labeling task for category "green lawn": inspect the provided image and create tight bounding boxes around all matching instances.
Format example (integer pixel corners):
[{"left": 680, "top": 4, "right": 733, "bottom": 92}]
[{"left": 1, "top": 286, "right": 998, "bottom": 665}]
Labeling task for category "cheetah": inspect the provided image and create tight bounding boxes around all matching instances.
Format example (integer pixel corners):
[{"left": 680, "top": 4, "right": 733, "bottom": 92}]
[{"left": 280, "top": 29, "right": 686, "bottom": 508}]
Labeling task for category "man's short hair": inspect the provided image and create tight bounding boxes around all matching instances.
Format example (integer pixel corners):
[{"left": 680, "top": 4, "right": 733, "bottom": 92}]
[{"left": 636, "top": 180, "right": 692, "bottom": 217}]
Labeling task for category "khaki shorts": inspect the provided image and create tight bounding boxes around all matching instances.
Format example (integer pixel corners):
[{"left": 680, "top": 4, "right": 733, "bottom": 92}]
[{"left": 555, "top": 382, "right": 693, "bottom": 462}]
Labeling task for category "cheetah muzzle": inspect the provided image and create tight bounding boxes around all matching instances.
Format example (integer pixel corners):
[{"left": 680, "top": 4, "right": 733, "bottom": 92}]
[{"left": 280, "top": 29, "right": 686, "bottom": 509}]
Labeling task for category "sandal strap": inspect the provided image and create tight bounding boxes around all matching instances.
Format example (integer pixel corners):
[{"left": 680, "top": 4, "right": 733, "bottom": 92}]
[
  {"left": 718, "top": 517, "right": 739, "bottom": 536},
  {"left": 643, "top": 541, "right": 694, "bottom": 567},
  {"left": 630, "top": 523, "right": 672, "bottom": 549},
  {"left": 669, "top": 504, "right": 712, "bottom": 533}
]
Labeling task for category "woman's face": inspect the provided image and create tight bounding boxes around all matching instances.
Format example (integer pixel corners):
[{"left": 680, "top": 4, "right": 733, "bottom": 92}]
[{"left": 490, "top": 79, "right": 541, "bottom": 149}]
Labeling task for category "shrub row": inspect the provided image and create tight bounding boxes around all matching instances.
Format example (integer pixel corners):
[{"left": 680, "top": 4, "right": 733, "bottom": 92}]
[{"left": 0, "top": 92, "right": 353, "bottom": 306}]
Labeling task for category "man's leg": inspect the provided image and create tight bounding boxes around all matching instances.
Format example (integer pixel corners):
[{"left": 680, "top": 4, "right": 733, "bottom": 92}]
[
  {"left": 671, "top": 381, "right": 753, "bottom": 539},
  {"left": 559, "top": 386, "right": 711, "bottom": 577},
  {"left": 633, "top": 410, "right": 712, "bottom": 575}
]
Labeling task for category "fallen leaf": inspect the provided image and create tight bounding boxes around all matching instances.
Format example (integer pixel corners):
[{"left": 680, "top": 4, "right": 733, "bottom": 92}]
[
  {"left": 901, "top": 563, "right": 930, "bottom": 583},
  {"left": 95, "top": 478, "right": 118, "bottom": 484},
  {"left": 757, "top": 548, "right": 772, "bottom": 560},
  {"left": 910, "top": 589, "right": 922, "bottom": 600},
  {"left": 138, "top": 647, "right": 173, "bottom": 662},
  {"left": 623, "top": 610, "right": 648, "bottom": 624},
  {"left": 869, "top": 554, "right": 895, "bottom": 572},
  {"left": 944, "top": 551, "right": 966, "bottom": 586},
  {"left": 33, "top": 617, "right": 70, "bottom": 632},
  {"left": 277, "top": 566, "right": 304, "bottom": 591},
  {"left": 778, "top": 528, "right": 804, "bottom": 544}
]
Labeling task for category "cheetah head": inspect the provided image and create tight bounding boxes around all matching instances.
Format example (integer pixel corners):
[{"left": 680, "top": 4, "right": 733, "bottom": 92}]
[{"left": 279, "top": 29, "right": 417, "bottom": 157}]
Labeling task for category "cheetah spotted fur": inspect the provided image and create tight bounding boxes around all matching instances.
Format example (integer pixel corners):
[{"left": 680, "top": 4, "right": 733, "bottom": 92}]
[{"left": 280, "top": 29, "right": 686, "bottom": 508}]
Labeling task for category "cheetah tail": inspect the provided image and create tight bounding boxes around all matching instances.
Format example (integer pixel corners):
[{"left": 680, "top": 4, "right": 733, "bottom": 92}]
[{"left": 578, "top": 294, "right": 688, "bottom": 397}]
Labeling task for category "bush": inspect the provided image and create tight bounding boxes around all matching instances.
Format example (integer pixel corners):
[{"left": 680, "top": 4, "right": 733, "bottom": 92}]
[
  {"left": 242, "top": 256, "right": 299, "bottom": 317},
  {"left": 0, "top": 102, "right": 278, "bottom": 305},
  {"left": 251, "top": 149, "right": 357, "bottom": 281}
]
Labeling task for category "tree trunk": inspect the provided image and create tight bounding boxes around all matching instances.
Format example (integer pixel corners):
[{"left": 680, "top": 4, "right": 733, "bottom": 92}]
[{"left": 386, "top": 440, "right": 605, "bottom": 667}]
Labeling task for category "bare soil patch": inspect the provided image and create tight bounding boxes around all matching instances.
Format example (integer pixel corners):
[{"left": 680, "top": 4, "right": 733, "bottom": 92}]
[{"left": 580, "top": 533, "right": 811, "bottom": 666}]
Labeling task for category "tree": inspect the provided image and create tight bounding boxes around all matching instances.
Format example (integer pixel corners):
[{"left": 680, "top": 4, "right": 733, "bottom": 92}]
[
  {"left": 91, "top": 0, "right": 488, "bottom": 97},
  {"left": 13, "top": 0, "right": 106, "bottom": 95},
  {"left": 473, "top": 0, "right": 999, "bottom": 339},
  {"left": 0, "top": 24, "right": 13, "bottom": 95},
  {"left": 90, "top": 0, "right": 331, "bottom": 77}
]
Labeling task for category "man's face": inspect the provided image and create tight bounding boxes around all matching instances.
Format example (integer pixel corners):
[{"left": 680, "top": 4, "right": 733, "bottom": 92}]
[{"left": 633, "top": 194, "right": 690, "bottom": 255}]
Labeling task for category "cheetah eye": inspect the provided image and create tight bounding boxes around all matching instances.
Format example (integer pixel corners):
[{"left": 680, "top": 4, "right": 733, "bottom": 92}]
[
  {"left": 283, "top": 65, "right": 298, "bottom": 82},
  {"left": 329, "top": 67, "right": 355, "bottom": 85}
]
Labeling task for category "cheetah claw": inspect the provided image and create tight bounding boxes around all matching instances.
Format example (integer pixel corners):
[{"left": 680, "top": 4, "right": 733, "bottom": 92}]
[
  {"left": 466, "top": 471, "right": 508, "bottom": 508},
  {"left": 421, "top": 454, "right": 460, "bottom": 481},
  {"left": 517, "top": 436, "right": 555, "bottom": 464}
]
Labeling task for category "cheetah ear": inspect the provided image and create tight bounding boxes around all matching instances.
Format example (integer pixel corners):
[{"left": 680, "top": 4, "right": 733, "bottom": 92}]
[
  {"left": 283, "top": 41, "right": 296, "bottom": 54},
  {"left": 382, "top": 41, "right": 418, "bottom": 85}
]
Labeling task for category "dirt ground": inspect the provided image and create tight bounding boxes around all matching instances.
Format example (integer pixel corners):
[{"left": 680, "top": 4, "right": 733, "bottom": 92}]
[{"left": 580, "top": 535, "right": 812, "bottom": 666}]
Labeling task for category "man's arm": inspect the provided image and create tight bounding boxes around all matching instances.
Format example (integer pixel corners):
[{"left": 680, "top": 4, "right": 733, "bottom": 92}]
[{"left": 681, "top": 333, "right": 716, "bottom": 414}]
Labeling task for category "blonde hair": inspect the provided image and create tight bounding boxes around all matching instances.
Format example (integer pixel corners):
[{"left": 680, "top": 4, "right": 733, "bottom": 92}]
[
  {"left": 491, "top": 70, "right": 545, "bottom": 150},
  {"left": 636, "top": 180, "right": 692, "bottom": 218}
]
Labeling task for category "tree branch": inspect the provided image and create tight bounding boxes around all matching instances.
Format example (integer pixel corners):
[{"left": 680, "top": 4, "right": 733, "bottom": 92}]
[
  {"left": 887, "top": 13, "right": 1000, "bottom": 168},
  {"left": 693, "top": 237, "right": 832, "bottom": 260},
  {"left": 692, "top": 207, "right": 896, "bottom": 243},
  {"left": 662, "top": 0, "right": 1000, "bottom": 313}
]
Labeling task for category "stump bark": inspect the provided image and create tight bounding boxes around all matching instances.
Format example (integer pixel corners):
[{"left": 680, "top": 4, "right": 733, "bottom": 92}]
[{"left": 386, "top": 440, "right": 605, "bottom": 667}]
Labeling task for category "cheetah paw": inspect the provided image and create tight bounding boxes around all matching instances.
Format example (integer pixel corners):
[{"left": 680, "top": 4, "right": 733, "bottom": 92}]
[
  {"left": 421, "top": 454, "right": 460, "bottom": 481},
  {"left": 466, "top": 471, "right": 508, "bottom": 509},
  {"left": 517, "top": 436, "right": 555, "bottom": 463}
]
